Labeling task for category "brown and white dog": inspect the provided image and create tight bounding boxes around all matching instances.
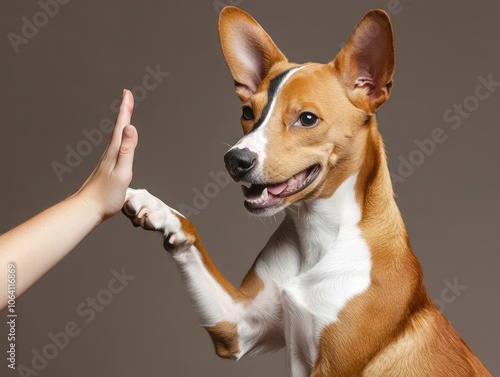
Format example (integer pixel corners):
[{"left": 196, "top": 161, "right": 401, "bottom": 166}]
[{"left": 123, "top": 7, "right": 492, "bottom": 376}]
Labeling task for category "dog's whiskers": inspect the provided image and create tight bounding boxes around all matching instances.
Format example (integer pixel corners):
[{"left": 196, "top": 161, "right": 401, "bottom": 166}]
[{"left": 286, "top": 206, "right": 299, "bottom": 217}]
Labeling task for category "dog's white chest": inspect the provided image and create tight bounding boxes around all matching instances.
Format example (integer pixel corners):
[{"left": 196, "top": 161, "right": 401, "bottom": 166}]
[
  {"left": 276, "top": 174, "right": 372, "bottom": 375},
  {"left": 279, "top": 226, "right": 372, "bottom": 374}
]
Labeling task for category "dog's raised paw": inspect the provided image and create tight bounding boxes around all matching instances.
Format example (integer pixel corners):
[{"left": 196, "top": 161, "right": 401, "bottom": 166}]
[
  {"left": 123, "top": 188, "right": 195, "bottom": 252},
  {"left": 123, "top": 188, "right": 168, "bottom": 230}
]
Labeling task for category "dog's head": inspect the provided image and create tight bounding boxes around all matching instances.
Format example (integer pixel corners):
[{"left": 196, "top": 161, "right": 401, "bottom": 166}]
[{"left": 219, "top": 7, "right": 394, "bottom": 216}]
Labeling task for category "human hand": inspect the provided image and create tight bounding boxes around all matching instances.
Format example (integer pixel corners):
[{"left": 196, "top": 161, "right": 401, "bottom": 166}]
[{"left": 76, "top": 89, "right": 139, "bottom": 221}]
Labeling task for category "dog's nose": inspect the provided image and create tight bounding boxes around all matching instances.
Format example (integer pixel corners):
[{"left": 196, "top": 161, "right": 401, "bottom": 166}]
[{"left": 224, "top": 148, "right": 257, "bottom": 181}]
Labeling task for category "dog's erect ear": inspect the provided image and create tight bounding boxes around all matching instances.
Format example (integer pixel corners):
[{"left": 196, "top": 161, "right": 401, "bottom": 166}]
[
  {"left": 332, "top": 9, "right": 395, "bottom": 112},
  {"left": 219, "top": 6, "right": 287, "bottom": 101}
]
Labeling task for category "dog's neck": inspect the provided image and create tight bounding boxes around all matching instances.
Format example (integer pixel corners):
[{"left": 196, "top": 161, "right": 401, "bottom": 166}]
[
  {"left": 287, "top": 173, "right": 362, "bottom": 271},
  {"left": 286, "top": 119, "right": 407, "bottom": 271}
]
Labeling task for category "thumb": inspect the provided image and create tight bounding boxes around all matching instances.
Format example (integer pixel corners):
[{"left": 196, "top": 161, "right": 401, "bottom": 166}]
[{"left": 114, "top": 124, "right": 138, "bottom": 180}]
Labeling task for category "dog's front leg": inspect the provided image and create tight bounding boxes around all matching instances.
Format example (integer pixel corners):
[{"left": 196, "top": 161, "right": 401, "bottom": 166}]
[{"left": 123, "top": 188, "right": 284, "bottom": 359}]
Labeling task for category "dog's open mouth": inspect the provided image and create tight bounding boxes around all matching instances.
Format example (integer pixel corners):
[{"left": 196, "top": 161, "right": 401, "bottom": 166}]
[{"left": 241, "top": 164, "right": 321, "bottom": 212}]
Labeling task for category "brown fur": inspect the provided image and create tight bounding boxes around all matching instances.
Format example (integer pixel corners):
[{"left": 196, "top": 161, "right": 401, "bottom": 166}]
[
  {"left": 205, "top": 321, "right": 240, "bottom": 359},
  {"left": 177, "top": 215, "right": 264, "bottom": 359}
]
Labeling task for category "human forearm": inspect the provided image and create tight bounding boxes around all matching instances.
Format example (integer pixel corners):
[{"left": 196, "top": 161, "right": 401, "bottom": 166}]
[{"left": 0, "top": 193, "right": 102, "bottom": 309}]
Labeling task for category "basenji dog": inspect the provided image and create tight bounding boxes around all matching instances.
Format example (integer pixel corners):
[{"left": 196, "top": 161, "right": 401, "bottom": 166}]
[{"left": 122, "top": 7, "right": 491, "bottom": 376}]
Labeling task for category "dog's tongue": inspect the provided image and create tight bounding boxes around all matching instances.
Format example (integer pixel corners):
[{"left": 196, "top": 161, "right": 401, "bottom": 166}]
[
  {"left": 267, "top": 182, "right": 288, "bottom": 196},
  {"left": 242, "top": 169, "right": 310, "bottom": 200}
]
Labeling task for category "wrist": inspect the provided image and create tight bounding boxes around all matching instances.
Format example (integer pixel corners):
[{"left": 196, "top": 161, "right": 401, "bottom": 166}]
[{"left": 69, "top": 190, "right": 107, "bottom": 227}]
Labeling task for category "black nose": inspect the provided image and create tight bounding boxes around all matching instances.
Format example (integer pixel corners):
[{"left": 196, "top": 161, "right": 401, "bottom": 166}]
[{"left": 224, "top": 148, "right": 257, "bottom": 181}]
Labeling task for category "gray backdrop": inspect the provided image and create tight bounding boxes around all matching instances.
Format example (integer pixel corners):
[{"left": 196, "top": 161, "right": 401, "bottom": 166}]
[{"left": 1, "top": 0, "right": 499, "bottom": 376}]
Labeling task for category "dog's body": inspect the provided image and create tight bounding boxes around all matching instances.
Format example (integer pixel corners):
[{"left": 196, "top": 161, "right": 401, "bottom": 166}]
[{"left": 123, "top": 7, "right": 491, "bottom": 376}]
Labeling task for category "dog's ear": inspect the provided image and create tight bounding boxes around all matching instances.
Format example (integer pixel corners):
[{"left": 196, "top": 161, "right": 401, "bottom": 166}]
[
  {"left": 219, "top": 6, "right": 287, "bottom": 101},
  {"left": 332, "top": 9, "right": 395, "bottom": 113}
]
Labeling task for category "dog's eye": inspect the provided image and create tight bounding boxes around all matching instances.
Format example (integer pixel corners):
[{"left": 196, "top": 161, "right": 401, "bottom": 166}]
[
  {"left": 241, "top": 106, "right": 254, "bottom": 121},
  {"left": 296, "top": 112, "right": 320, "bottom": 128}
]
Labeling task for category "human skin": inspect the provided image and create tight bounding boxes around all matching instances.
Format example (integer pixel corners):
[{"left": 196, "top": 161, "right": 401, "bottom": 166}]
[{"left": 0, "top": 90, "right": 138, "bottom": 310}]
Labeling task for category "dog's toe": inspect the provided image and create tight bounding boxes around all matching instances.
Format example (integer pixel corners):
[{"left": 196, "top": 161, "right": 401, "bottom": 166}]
[
  {"left": 123, "top": 200, "right": 137, "bottom": 216},
  {"left": 143, "top": 215, "right": 157, "bottom": 231},
  {"left": 162, "top": 230, "right": 196, "bottom": 253}
]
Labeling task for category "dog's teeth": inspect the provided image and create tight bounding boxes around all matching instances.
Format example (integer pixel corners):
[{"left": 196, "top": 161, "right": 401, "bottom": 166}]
[
  {"left": 261, "top": 188, "right": 269, "bottom": 201},
  {"left": 245, "top": 188, "right": 269, "bottom": 205}
]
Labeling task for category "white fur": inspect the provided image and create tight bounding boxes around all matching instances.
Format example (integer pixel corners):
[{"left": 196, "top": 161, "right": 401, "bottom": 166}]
[
  {"left": 125, "top": 188, "right": 183, "bottom": 237},
  {"left": 282, "top": 173, "right": 372, "bottom": 374},
  {"left": 172, "top": 246, "right": 240, "bottom": 326},
  {"left": 125, "top": 173, "right": 371, "bottom": 376},
  {"left": 125, "top": 188, "right": 280, "bottom": 359}
]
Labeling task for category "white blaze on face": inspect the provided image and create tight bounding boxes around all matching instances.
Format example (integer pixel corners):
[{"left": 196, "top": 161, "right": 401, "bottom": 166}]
[{"left": 229, "top": 66, "right": 304, "bottom": 176}]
